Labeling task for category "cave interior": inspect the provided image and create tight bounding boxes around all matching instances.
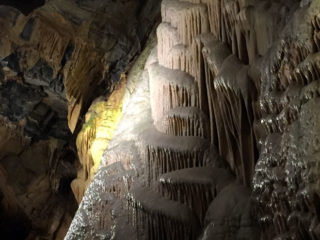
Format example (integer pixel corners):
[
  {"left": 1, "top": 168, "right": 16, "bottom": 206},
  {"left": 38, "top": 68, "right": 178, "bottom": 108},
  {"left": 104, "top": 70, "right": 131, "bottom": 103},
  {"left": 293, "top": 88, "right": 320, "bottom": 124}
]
[{"left": 0, "top": 0, "right": 320, "bottom": 240}]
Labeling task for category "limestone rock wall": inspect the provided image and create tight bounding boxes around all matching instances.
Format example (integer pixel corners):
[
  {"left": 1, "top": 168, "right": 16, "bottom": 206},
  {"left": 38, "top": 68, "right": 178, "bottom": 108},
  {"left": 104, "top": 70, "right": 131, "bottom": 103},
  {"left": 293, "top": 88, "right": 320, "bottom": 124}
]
[
  {"left": 0, "top": 116, "right": 77, "bottom": 239},
  {"left": 253, "top": 1, "right": 320, "bottom": 239},
  {"left": 67, "top": 0, "right": 320, "bottom": 240},
  {"left": 0, "top": 0, "right": 161, "bottom": 133},
  {"left": 0, "top": 0, "right": 161, "bottom": 239},
  {"left": 72, "top": 77, "right": 126, "bottom": 203},
  {"left": 2, "top": 0, "right": 320, "bottom": 239}
]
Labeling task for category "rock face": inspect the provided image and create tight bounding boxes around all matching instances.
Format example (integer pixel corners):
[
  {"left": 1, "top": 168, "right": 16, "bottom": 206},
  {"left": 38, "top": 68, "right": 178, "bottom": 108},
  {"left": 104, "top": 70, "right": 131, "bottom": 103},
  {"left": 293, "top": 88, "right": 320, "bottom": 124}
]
[
  {"left": 253, "top": 1, "right": 320, "bottom": 239},
  {"left": 72, "top": 78, "right": 127, "bottom": 203},
  {"left": 66, "top": 0, "right": 320, "bottom": 240},
  {"left": 66, "top": 0, "right": 260, "bottom": 238},
  {"left": 0, "top": 0, "right": 161, "bottom": 239},
  {"left": 0, "top": 0, "right": 161, "bottom": 134},
  {"left": 0, "top": 117, "right": 77, "bottom": 239},
  {"left": 2, "top": 0, "right": 320, "bottom": 240}
]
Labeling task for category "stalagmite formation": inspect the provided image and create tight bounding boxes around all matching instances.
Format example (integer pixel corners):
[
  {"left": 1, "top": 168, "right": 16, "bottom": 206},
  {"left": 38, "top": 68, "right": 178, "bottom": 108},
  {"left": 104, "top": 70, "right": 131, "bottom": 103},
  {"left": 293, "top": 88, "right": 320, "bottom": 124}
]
[
  {"left": 128, "top": 187, "right": 200, "bottom": 240},
  {"left": 67, "top": 0, "right": 261, "bottom": 239},
  {"left": 139, "top": 127, "right": 210, "bottom": 184},
  {"left": 155, "top": 0, "right": 260, "bottom": 187},
  {"left": 14, "top": 0, "right": 320, "bottom": 240},
  {"left": 159, "top": 167, "right": 234, "bottom": 223},
  {"left": 148, "top": 63, "right": 199, "bottom": 122},
  {"left": 155, "top": 107, "right": 210, "bottom": 138}
]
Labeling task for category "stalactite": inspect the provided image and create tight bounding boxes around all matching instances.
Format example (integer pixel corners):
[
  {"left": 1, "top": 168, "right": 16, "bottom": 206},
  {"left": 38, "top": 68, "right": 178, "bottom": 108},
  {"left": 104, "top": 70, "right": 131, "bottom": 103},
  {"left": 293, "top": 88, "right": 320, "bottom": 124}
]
[
  {"left": 128, "top": 187, "right": 200, "bottom": 240},
  {"left": 138, "top": 127, "right": 210, "bottom": 185},
  {"left": 161, "top": 0, "right": 209, "bottom": 46},
  {"left": 201, "top": 42, "right": 257, "bottom": 186},
  {"left": 65, "top": 0, "right": 320, "bottom": 239},
  {"left": 159, "top": 167, "right": 233, "bottom": 224},
  {"left": 155, "top": 107, "right": 209, "bottom": 138},
  {"left": 157, "top": 23, "right": 181, "bottom": 69},
  {"left": 148, "top": 63, "right": 199, "bottom": 122}
]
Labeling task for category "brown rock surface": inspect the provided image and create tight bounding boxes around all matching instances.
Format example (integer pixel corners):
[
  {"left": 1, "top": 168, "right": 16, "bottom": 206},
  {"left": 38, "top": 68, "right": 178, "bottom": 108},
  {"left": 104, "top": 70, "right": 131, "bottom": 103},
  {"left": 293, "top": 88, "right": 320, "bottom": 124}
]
[
  {"left": 0, "top": 0, "right": 160, "bottom": 133},
  {"left": 0, "top": 0, "right": 160, "bottom": 238},
  {"left": 3, "top": 0, "right": 320, "bottom": 240},
  {"left": 72, "top": 77, "right": 127, "bottom": 203},
  {"left": 0, "top": 117, "right": 77, "bottom": 239}
]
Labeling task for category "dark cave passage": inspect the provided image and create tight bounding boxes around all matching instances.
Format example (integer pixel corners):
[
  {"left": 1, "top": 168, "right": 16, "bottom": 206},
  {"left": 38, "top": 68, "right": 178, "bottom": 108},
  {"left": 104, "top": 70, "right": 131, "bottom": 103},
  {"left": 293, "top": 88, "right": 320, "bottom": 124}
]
[{"left": 0, "top": 0, "right": 45, "bottom": 15}]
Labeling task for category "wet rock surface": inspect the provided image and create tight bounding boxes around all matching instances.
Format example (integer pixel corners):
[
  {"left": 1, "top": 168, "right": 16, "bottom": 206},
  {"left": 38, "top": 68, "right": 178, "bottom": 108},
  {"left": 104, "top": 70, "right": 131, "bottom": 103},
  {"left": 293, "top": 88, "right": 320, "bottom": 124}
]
[
  {"left": 66, "top": 0, "right": 258, "bottom": 238},
  {"left": 0, "top": 0, "right": 161, "bottom": 239},
  {"left": 67, "top": 0, "right": 320, "bottom": 240},
  {"left": 2, "top": 0, "right": 320, "bottom": 240},
  {"left": 253, "top": 1, "right": 320, "bottom": 238}
]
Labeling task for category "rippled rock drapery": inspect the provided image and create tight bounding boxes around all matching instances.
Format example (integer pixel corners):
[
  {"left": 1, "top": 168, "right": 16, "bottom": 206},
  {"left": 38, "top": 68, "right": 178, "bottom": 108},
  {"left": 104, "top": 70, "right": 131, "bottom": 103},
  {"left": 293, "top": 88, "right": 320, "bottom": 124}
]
[
  {"left": 0, "top": 0, "right": 314, "bottom": 239},
  {"left": 66, "top": 0, "right": 262, "bottom": 238}
]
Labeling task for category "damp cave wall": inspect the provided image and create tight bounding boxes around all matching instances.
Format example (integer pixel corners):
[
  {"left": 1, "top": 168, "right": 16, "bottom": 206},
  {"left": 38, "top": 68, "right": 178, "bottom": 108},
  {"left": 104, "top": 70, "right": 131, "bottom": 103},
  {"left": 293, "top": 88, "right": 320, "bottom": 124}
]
[
  {"left": 0, "top": 0, "right": 320, "bottom": 239},
  {"left": 0, "top": 0, "right": 161, "bottom": 239},
  {"left": 155, "top": 0, "right": 320, "bottom": 238},
  {"left": 66, "top": 0, "right": 320, "bottom": 239}
]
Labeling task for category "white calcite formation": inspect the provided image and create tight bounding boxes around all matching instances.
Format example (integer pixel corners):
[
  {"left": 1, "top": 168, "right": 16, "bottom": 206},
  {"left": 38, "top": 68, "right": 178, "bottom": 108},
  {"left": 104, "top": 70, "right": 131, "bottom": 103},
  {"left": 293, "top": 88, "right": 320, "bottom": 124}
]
[
  {"left": 148, "top": 63, "right": 199, "bottom": 122},
  {"left": 139, "top": 126, "right": 210, "bottom": 185},
  {"left": 128, "top": 186, "right": 200, "bottom": 240},
  {"left": 159, "top": 167, "right": 234, "bottom": 223},
  {"left": 155, "top": 107, "right": 210, "bottom": 138},
  {"left": 66, "top": 0, "right": 320, "bottom": 240}
]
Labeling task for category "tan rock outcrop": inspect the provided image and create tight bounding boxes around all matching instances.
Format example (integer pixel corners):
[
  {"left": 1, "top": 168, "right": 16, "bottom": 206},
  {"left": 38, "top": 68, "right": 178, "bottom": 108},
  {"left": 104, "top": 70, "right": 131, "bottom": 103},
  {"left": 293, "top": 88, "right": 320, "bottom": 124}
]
[{"left": 72, "top": 78, "right": 126, "bottom": 203}]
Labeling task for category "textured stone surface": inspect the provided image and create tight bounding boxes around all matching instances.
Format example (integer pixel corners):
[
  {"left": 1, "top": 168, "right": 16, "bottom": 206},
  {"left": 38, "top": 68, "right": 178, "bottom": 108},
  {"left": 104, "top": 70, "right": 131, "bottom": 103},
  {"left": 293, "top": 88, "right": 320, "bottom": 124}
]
[
  {"left": 0, "top": 117, "right": 77, "bottom": 239},
  {"left": 0, "top": 0, "right": 161, "bottom": 133},
  {"left": 3, "top": 0, "right": 320, "bottom": 240},
  {"left": 72, "top": 78, "right": 127, "bottom": 203},
  {"left": 252, "top": 1, "right": 320, "bottom": 239},
  {"left": 0, "top": 0, "right": 161, "bottom": 239},
  {"left": 66, "top": 1, "right": 259, "bottom": 238}
]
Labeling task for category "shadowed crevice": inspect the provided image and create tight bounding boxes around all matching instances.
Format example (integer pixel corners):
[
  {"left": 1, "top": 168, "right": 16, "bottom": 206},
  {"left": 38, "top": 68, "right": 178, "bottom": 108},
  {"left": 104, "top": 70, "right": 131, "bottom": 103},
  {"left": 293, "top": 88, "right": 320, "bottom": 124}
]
[{"left": 0, "top": 0, "right": 45, "bottom": 15}]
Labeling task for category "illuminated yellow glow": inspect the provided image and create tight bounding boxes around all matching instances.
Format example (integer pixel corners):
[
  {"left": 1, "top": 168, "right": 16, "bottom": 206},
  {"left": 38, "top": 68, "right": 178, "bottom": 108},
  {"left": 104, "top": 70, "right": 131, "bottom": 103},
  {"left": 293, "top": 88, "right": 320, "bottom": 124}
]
[{"left": 76, "top": 77, "right": 126, "bottom": 180}]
